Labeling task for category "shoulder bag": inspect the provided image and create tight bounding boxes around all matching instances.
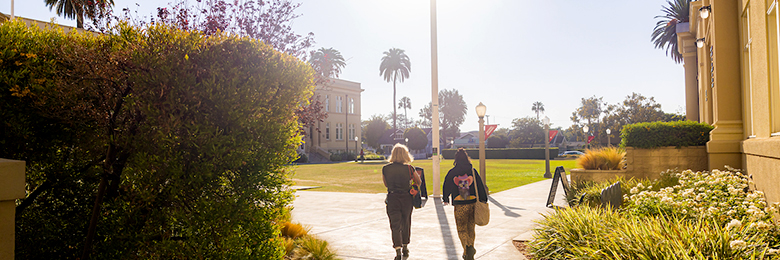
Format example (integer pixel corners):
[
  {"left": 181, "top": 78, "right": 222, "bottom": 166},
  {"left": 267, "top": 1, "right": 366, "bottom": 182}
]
[
  {"left": 408, "top": 165, "right": 424, "bottom": 209},
  {"left": 473, "top": 168, "right": 490, "bottom": 226}
]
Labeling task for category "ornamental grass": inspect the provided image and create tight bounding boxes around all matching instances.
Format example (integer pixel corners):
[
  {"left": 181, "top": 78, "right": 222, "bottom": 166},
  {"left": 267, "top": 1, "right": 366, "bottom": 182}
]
[{"left": 575, "top": 147, "right": 626, "bottom": 170}]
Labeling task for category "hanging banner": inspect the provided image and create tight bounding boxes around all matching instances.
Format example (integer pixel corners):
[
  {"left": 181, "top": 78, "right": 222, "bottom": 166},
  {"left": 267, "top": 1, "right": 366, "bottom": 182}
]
[
  {"left": 548, "top": 130, "right": 558, "bottom": 142},
  {"left": 587, "top": 136, "right": 595, "bottom": 144},
  {"left": 484, "top": 124, "right": 498, "bottom": 139}
]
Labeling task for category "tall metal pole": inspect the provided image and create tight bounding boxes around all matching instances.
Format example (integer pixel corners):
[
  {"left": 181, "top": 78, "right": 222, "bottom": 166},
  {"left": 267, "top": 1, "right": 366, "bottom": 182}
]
[
  {"left": 543, "top": 120, "right": 551, "bottom": 178},
  {"left": 430, "top": 0, "right": 441, "bottom": 197},
  {"left": 345, "top": 94, "right": 349, "bottom": 153},
  {"left": 478, "top": 116, "right": 486, "bottom": 185},
  {"left": 11, "top": 0, "right": 14, "bottom": 19}
]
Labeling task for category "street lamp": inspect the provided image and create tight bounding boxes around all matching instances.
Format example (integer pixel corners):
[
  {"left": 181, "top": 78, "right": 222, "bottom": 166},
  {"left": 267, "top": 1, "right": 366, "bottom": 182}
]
[
  {"left": 543, "top": 116, "right": 551, "bottom": 178},
  {"left": 354, "top": 136, "right": 359, "bottom": 162},
  {"left": 583, "top": 125, "right": 590, "bottom": 150},
  {"left": 605, "top": 128, "right": 611, "bottom": 147},
  {"left": 476, "top": 102, "right": 487, "bottom": 185}
]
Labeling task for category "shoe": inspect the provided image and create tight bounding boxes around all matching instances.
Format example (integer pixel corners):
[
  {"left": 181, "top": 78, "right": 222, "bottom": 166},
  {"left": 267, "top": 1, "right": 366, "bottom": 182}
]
[
  {"left": 461, "top": 245, "right": 475, "bottom": 260},
  {"left": 394, "top": 255, "right": 402, "bottom": 260}
]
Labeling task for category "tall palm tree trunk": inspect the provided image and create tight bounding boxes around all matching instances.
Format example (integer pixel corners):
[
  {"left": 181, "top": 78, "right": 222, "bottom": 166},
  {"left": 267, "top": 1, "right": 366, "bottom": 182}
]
[{"left": 392, "top": 74, "right": 397, "bottom": 131}]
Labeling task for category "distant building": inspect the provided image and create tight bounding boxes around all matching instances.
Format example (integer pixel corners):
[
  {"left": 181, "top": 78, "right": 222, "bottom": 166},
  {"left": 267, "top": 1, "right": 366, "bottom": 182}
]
[
  {"left": 302, "top": 79, "right": 363, "bottom": 158},
  {"left": 677, "top": 1, "right": 780, "bottom": 204}
]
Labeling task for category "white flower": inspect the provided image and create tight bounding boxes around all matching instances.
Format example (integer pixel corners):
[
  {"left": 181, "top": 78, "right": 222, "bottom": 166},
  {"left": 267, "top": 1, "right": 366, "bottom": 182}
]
[
  {"left": 630, "top": 187, "right": 639, "bottom": 194},
  {"left": 636, "top": 183, "right": 644, "bottom": 189},
  {"left": 726, "top": 219, "right": 742, "bottom": 230},
  {"left": 730, "top": 240, "right": 747, "bottom": 250}
]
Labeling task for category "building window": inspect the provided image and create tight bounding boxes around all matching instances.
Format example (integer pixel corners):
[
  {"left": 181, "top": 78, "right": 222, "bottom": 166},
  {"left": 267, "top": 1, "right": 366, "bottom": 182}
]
[
  {"left": 769, "top": 0, "right": 780, "bottom": 135},
  {"left": 325, "top": 95, "right": 329, "bottom": 112},
  {"left": 348, "top": 124, "right": 355, "bottom": 140},
  {"left": 348, "top": 98, "right": 354, "bottom": 114},
  {"left": 336, "top": 123, "right": 343, "bottom": 140},
  {"left": 336, "top": 96, "right": 343, "bottom": 113},
  {"left": 742, "top": 8, "right": 755, "bottom": 137},
  {"left": 325, "top": 123, "right": 330, "bottom": 140}
]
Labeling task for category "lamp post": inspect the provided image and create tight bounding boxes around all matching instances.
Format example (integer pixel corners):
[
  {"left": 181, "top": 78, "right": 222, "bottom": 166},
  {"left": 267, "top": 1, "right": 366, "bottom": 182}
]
[
  {"left": 354, "top": 136, "right": 359, "bottom": 162},
  {"left": 583, "top": 125, "right": 590, "bottom": 150},
  {"left": 606, "top": 128, "right": 611, "bottom": 147},
  {"left": 476, "top": 102, "right": 487, "bottom": 185},
  {"left": 430, "top": 0, "right": 442, "bottom": 197},
  {"left": 543, "top": 116, "right": 551, "bottom": 178}
]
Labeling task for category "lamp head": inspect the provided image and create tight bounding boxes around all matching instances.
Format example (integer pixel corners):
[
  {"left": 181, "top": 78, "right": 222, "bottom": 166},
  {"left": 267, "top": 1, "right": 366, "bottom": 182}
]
[
  {"left": 355, "top": 136, "right": 359, "bottom": 141},
  {"left": 606, "top": 128, "right": 611, "bottom": 135},
  {"left": 542, "top": 116, "right": 550, "bottom": 126},
  {"left": 696, "top": 38, "right": 706, "bottom": 48},
  {"left": 475, "top": 102, "right": 486, "bottom": 118},
  {"left": 699, "top": 6, "right": 711, "bottom": 19},
  {"left": 583, "top": 125, "right": 589, "bottom": 133}
]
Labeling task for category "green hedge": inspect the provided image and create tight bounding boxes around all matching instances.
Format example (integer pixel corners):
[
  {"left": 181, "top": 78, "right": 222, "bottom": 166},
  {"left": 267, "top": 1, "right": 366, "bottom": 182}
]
[
  {"left": 620, "top": 121, "right": 714, "bottom": 148},
  {"left": 442, "top": 148, "right": 558, "bottom": 159}
]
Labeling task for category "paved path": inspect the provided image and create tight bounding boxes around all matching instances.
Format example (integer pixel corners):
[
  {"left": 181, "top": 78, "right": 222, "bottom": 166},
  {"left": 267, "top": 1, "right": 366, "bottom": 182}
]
[{"left": 291, "top": 178, "right": 568, "bottom": 260}]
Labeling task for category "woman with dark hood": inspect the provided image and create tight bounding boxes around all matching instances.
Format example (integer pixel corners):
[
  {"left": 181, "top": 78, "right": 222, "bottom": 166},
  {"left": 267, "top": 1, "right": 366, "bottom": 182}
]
[{"left": 442, "top": 148, "right": 487, "bottom": 260}]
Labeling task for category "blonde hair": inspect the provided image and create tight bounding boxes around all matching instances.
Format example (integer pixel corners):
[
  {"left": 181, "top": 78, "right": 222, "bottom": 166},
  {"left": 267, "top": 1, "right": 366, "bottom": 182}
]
[{"left": 387, "top": 143, "right": 414, "bottom": 164}]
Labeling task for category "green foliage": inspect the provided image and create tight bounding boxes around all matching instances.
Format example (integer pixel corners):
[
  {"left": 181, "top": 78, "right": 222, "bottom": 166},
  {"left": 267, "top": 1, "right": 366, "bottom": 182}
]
[
  {"left": 535, "top": 168, "right": 780, "bottom": 259},
  {"left": 404, "top": 127, "right": 427, "bottom": 151},
  {"left": 441, "top": 148, "right": 558, "bottom": 159},
  {"left": 508, "top": 117, "right": 544, "bottom": 147},
  {"left": 575, "top": 147, "right": 626, "bottom": 170},
  {"left": 620, "top": 120, "right": 713, "bottom": 148},
  {"left": 291, "top": 236, "right": 339, "bottom": 260},
  {"left": 2, "top": 21, "right": 312, "bottom": 259},
  {"left": 363, "top": 115, "right": 389, "bottom": 150},
  {"left": 329, "top": 151, "right": 356, "bottom": 161}
]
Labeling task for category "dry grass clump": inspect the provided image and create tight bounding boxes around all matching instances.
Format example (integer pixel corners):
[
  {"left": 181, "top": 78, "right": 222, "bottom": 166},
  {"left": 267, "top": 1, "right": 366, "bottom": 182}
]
[{"left": 575, "top": 147, "right": 626, "bottom": 170}]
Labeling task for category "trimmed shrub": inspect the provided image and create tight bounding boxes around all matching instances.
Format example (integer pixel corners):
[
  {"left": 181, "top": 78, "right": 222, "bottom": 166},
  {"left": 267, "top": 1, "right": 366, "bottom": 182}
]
[
  {"left": 620, "top": 120, "right": 714, "bottom": 148},
  {"left": 575, "top": 147, "right": 626, "bottom": 170},
  {"left": 441, "top": 148, "right": 558, "bottom": 159},
  {"left": 329, "top": 151, "right": 356, "bottom": 161}
]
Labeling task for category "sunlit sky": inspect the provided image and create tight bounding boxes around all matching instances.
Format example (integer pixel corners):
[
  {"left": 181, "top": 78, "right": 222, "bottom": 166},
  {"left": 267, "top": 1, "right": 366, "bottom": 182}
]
[{"left": 2, "top": 0, "right": 686, "bottom": 133}]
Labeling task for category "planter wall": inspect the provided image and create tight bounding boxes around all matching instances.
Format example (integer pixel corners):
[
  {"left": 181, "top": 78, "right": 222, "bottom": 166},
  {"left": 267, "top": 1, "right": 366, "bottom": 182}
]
[
  {"left": 571, "top": 146, "right": 707, "bottom": 184},
  {"left": 625, "top": 146, "right": 707, "bottom": 179}
]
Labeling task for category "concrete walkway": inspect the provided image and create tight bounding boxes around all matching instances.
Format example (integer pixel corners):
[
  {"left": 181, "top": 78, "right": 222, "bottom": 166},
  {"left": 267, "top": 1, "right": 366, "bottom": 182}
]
[{"left": 291, "top": 178, "right": 568, "bottom": 260}]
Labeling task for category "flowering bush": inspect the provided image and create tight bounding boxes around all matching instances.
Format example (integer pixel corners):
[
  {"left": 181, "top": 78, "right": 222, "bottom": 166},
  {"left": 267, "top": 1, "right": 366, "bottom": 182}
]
[{"left": 532, "top": 167, "right": 780, "bottom": 259}]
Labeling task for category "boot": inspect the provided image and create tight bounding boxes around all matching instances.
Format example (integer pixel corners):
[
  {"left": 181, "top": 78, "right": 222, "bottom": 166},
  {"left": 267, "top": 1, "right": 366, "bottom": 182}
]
[
  {"left": 394, "top": 247, "right": 402, "bottom": 260},
  {"left": 402, "top": 244, "right": 409, "bottom": 257},
  {"left": 462, "top": 245, "right": 476, "bottom": 260}
]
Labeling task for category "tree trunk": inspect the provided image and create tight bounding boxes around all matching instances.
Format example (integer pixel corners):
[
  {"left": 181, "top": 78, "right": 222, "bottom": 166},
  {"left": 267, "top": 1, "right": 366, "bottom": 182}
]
[{"left": 392, "top": 74, "right": 397, "bottom": 132}]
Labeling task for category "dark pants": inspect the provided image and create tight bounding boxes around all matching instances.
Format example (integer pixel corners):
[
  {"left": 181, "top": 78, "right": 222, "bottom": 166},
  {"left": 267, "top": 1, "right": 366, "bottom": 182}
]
[{"left": 386, "top": 192, "right": 413, "bottom": 248}]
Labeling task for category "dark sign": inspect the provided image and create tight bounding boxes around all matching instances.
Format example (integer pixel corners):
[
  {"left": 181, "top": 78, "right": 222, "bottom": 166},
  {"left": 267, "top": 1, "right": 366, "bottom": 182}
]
[{"left": 546, "top": 166, "right": 570, "bottom": 208}]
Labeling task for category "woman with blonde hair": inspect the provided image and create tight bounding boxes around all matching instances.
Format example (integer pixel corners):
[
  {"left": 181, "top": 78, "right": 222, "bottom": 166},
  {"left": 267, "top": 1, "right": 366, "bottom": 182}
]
[
  {"left": 442, "top": 148, "right": 487, "bottom": 260},
  {"left": 382, "top": 143, "right": 421, "bottom": 260}
]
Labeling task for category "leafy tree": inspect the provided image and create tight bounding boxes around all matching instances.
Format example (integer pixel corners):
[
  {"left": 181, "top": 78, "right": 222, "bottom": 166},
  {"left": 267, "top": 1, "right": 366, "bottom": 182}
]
[
  {"left": 398, "top": 96, "right": 412, "bottom": 129},
  {"left": 487, "top": 135, "right": 508, "bottom": 148},
  {"left": 45, "top": 0, "right": 114, "bottom": 28},
  {"left": 532, "top": 101, "right": 545, "bottom": 120},
  {"left": 651, "top": 0, "right": 692, "bottom": 63},
  {"left": 509, "top": 117, "right": 544, "bottom": 148},
  {"left": 419, "top": 89, "right": 467, "bottom": 146},
  {"left": 309, "top": 47, "right": 346, "bottom": 83},
  {"left": 404, "top": 127, "right": 428, "bottom": 151},
  {"left": 364, "top": 115, "right": 389, "bottom": 150},
  {"left": 2, "top": 21, "right": 311, "bottom": 259},
  {"left": 663, "top": 112, "right": 686, "bottom": 122},
  {"left": 611, "top": 92, "right": 665, "bottom": 125},
  {"left": 379, "top": 48, "right": 411, "bottom": 131}
]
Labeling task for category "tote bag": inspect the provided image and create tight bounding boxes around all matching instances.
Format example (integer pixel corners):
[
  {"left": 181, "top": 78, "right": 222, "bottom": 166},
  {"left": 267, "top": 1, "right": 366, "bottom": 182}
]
[{"left": 473, "top": 169, "right": 490, "bottom": 226}]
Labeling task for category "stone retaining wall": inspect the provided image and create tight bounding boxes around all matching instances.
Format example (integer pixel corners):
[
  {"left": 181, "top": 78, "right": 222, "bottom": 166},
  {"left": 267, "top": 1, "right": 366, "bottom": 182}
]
[
  {"left": 571, "top": 146, "right": 708, "bottom": 183},
  {"left": 0, "top": 159, "right": 25, "bottom": 260}
]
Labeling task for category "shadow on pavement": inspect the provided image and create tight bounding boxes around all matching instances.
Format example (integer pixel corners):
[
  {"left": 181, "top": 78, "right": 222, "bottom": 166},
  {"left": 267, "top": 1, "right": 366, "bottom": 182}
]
[
  {"left": 433, "top": 197, "right": 459, "bottom": 259},
  {"left": 488, "top": 196, "right": 522, "bottom": 217}
]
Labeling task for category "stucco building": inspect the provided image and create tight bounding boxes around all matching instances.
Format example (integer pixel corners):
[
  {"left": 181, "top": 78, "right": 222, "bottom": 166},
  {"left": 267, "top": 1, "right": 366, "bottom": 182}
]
[
  {"left": 677, "top": 0, "right": 780, "bottom": 204},
  {"left": 302, "top": 78, "right": 364, "bottom": 159}
]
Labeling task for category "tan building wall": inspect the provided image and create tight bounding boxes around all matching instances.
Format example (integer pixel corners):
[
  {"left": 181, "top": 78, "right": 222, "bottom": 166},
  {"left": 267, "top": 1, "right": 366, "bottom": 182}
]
[
  {"left": 304, "top": 78, "right": 363, "bottom": 154},
  {"left": 0, "top": 159, "right": 25, "bottom": 260},
  {"left": 680, "top": 0, "right": 780, "bottom": 204}
]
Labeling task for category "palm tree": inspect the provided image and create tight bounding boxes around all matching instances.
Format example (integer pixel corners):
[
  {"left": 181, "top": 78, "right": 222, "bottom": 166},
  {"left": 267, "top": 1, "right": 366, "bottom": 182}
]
[
  {"left": 309, "top": 47, "right": 346, "bottom": 81},
  {"left": 651, "top": 0, "right": 691, "bottom": 63},
  {"left": 398, "top": 96, "right": 411, "bottom": 129},
  {"left": 532, "top": 101, "right": 545, "bottom": 120},
  {"left": 44, "top": 0, "right": 114, "bottom": 29},
  {"left": 379, "top": 48, "right": 411, "bottom": 131}
]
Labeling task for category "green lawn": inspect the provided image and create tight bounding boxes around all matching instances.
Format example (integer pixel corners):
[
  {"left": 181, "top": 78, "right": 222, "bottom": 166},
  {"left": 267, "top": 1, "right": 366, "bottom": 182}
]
[{"left": 290, "top": 159, "right": 577, "bottom": 194}]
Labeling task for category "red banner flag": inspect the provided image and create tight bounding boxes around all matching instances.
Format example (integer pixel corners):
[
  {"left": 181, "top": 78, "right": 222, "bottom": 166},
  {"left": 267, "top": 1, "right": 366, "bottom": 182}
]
[
  {"left": 548, "top": 130, "right": 558, "bottom": 142},
  {"left": 587, "top": 136, "right": 595, "bottom": 144},
  {"left": 484, "top": 124, "right": 498, "bottom": 139}
]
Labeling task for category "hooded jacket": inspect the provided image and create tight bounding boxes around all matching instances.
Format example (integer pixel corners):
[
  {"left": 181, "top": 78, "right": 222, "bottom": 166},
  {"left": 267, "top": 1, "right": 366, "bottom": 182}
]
[{"left": 442, "top": 163, "right": 488, "bottom": 205}]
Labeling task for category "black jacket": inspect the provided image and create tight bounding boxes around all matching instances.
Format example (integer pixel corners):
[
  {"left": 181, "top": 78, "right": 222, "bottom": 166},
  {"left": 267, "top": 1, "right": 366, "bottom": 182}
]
[{"left": 442, "top": 163, "right": 488, "bottom": 205}]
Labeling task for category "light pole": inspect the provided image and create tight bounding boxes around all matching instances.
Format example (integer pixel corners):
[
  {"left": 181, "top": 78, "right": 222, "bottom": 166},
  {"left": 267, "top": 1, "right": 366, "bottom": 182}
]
[
  {"left": 430, "top": 0, "right": 442, "bottom": 197},
  {"left": 606, "top": 128, "right": 611, "bottom": 147},
  {"left": 583, "top": 125, "right": 590, "bottom": 150},
  {"left": 476, "top": 102, "right": 487, "bottom": 185},
  {"left": 543, "top": 116, "right": 551, "bottom": 178},
  {"left": 354, "top": 136, "right": 359, "bottom": 162}
]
